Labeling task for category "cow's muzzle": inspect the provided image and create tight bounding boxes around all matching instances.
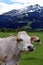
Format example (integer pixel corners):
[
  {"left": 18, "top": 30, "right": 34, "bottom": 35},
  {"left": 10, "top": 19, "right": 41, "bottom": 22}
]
[{"left": 28, "top": 46, "right": 35, "bottom": 52}]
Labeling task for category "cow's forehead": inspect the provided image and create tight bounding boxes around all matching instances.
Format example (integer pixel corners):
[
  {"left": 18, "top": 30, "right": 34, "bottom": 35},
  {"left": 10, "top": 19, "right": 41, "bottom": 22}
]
[
  {"left": 32, "top": 36, "right": 39, "bottom": 39},
  {"left": 17, "top": 31, "right": 30, "bottom": 40},
  {"left": 18, "top": 31, "right": 26, "bottom": 35}
]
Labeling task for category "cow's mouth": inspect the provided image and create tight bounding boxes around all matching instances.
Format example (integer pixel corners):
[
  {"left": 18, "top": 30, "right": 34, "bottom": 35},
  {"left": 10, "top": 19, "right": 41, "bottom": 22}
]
[
  {"left": 29, "top": 48, "right": 34, "bottom": 52},
  {"left": 28, "top": 46, "right": 34, "bottom": 52}
]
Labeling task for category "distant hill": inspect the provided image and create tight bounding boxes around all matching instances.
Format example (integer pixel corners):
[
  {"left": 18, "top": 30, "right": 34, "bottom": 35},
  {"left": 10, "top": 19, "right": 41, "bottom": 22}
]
[{"left": 0, "top": 4, "right": 43, "bottom": 30}]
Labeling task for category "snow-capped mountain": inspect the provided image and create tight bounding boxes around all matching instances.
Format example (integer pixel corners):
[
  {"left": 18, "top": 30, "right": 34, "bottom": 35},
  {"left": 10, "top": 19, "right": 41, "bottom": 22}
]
[
  {"left": 2, "top": 4, "right": 42, "bottom": 16},
  {"left": 0, "top": 4, "right": 43, "bottom": 29},
  {"left": 20, "top": 4, "right": 43, "bottom": 14}
]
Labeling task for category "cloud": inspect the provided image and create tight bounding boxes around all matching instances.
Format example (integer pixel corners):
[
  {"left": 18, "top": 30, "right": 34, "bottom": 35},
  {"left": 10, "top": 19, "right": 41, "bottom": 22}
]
[
  {"left": 0, "top": 0, "right": 43, "bottom": 14},
  {"left": 0, "top": 2, "right": 25, "bottom": 14},
  {"left": 11, "top": 0, "right": 43, "bottom": 6},
  {"left": 11, "top": 0, "right": 29, "bottom": 4},
  {"left": 0, "top": 2, "right": 11, "bottom": 14}
]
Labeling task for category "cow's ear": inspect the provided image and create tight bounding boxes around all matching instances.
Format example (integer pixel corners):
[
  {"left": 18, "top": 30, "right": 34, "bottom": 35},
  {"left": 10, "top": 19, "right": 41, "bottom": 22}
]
[
  {"left": 16, "top": 38, "right": 20, "bottom": 42},
  {"left": 30, "top": 36, "right": 36, "bottom": 42},
  {"left": 16, "top": 37, "right": 23, "bottom": 42}
]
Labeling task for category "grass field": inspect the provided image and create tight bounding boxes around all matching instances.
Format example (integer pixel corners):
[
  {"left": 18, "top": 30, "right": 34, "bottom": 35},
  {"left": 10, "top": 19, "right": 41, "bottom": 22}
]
[{"left": 0, "top": 32, "right": 43, "bottom": 65}]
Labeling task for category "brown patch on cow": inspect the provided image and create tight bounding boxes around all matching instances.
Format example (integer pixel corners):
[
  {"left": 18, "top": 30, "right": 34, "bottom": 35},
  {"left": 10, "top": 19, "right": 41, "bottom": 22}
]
[
  {"left": 0, "top": 55, "right": 7, "bottom": 64},
  {"left": 30, "top": 36, "right": 36, "bottom": 42},
  {"left": 16, "top": 37, "right": 23, "bottom": 43}
]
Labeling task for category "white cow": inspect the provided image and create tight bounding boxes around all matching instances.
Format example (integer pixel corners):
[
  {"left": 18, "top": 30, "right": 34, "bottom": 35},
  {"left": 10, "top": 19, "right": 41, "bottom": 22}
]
[
  {"left": 30, "top": 36, "right": 41, "bottom": 45},
  {"left": 0, "top": 31, "right": 34, "bottom": 65}
]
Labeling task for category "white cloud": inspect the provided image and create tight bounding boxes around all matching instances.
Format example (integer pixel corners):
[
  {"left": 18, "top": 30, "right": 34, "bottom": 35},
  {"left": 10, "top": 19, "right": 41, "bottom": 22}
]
[
  {"left": 0, "top": 2, "right": 25, "bottom": 15},
  {"left": 0, "top": 0, "right": 43, "bottom": 14},
  {"left": 0, "top": 2, "right": 11, "bottom": 14},
  {"left": 11, "top": 0, "right": 43, "bottom": 6},
  {"left": 11, "top": 0, "right": 29, "bottom": 4}
]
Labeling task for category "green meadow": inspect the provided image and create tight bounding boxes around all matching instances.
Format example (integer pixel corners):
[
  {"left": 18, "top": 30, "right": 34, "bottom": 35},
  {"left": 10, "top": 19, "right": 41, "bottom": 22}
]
[{"left": 0, "top": 32, "right": 43, "bottom": 65}]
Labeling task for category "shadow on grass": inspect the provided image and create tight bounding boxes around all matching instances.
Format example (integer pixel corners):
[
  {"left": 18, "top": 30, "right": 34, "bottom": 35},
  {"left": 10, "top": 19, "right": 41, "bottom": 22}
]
[
  {"left": 21, "top": 57, "right": 43, "bottom": 61},
  {"left": 21, "top": 57, "right": 37, "bottom": 60}
]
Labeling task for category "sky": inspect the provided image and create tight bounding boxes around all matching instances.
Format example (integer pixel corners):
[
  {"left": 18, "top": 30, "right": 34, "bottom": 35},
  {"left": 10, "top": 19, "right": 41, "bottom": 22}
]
[{"left": 0, "top": 0, "right": 43, "bottom": 14}]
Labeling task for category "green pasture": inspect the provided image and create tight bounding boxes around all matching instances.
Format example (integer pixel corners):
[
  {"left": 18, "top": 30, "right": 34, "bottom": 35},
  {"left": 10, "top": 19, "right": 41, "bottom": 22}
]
[{"left": 0, "top": 32, "right": 43, "bottom": 65}]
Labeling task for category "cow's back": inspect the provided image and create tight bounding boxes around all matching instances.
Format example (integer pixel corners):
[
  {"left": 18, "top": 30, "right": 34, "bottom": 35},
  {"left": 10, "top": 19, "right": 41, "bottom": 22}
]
[{"left": 0, "top": 36, "right": 19, "bottom": 65}]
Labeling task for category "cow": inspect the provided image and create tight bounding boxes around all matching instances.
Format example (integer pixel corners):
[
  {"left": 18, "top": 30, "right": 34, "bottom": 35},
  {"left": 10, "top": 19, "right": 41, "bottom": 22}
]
[
  {"left": 0, "top": 31, "right": 34, "bottom": 65},
  {"left": 30, "top": 36, "right": 41, "bottom": 45}
]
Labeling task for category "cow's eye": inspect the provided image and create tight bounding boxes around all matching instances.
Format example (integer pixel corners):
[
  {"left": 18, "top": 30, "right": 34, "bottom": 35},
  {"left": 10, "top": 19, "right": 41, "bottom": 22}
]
[
  {"left": 17, "top": 38, "right": 23, "bottom": 42},
  {"left": 19, "top": 39, "right": 23, "bottom": 41}
]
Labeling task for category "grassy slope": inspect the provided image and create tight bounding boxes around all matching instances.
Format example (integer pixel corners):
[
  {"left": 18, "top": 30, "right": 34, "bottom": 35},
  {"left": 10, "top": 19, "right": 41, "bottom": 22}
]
[{"left": 0, "top": 32, "right": 43, "bottom": 65}]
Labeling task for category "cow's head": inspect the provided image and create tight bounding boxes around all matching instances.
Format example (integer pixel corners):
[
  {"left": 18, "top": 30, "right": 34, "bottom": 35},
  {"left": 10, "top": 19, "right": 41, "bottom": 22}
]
[
  {"left": 16, "top": 31, "right": 34, "bottom": 52},
  {"left": 30, "top": 36, "right": 41, "bottom": 45}
]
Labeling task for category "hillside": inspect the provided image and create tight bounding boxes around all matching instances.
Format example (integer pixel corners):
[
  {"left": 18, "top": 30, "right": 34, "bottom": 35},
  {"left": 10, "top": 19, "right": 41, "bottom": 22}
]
[{"left": 0, "top": 4, "right": 43, "bottom": 30}]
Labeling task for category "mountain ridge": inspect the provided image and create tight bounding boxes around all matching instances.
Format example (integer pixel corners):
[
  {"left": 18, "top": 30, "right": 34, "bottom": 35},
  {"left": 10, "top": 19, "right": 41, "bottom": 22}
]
[{"left": 0, "top": 4, "right": 43, "bottom": 30}]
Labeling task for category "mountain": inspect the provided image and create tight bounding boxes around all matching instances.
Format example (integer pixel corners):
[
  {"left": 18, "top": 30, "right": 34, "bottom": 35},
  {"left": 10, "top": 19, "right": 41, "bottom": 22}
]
[{"left": 0, "top": 4, "right": 43, "bottom": 30}]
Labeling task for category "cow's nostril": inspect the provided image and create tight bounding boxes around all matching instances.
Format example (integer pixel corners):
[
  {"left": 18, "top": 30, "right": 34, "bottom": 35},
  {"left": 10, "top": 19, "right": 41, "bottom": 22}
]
[
  {"left": 28, "top": 46, "right": 31, "bottom": 49},
  {"left": 37, "top": 39, "right": 40, "bottom": 42},
  {"left": 28, "top": 46, "right": 34, "bottom": 51}
]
